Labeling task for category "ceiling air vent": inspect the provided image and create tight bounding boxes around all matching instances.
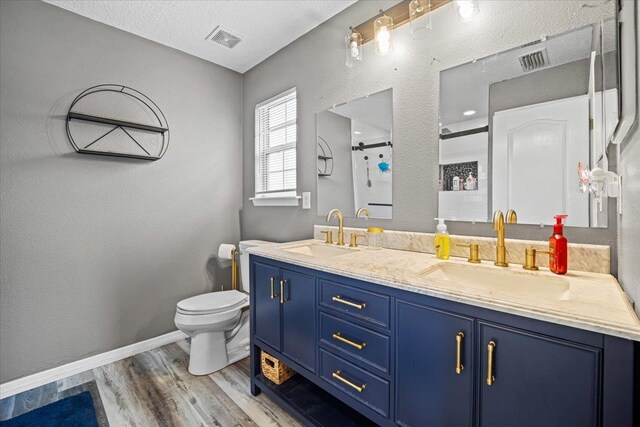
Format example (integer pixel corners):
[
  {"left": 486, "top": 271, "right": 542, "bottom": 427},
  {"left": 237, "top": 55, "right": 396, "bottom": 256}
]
[
  {"left": 518, "top": 48, "right": 549, "bottom": 72},
  {"left": 207, "top": 26, "right": 242, "bottom": 49}
]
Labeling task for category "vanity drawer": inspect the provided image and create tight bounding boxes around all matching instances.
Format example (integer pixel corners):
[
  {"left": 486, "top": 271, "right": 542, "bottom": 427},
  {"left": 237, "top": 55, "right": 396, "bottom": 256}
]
[
  {"left": 320, "top": 349, "right": 389, "bottom": 418},
  {"left": 320, "top": 312, "right": 390, "bottom": 375},
  {"left": 320, "top": 280, "right": 390, "bottom": 329}
]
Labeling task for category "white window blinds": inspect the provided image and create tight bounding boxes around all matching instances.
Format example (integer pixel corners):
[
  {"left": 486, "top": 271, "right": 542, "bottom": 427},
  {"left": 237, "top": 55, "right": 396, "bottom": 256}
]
[{"left": 255, "top": 88, "right": 297, "bottom": 196}]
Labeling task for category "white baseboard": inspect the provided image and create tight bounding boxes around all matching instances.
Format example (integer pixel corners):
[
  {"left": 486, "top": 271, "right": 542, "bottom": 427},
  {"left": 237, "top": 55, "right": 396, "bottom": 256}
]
[{"left": 0, "top": 330, "right": 187, "bottom": 399}]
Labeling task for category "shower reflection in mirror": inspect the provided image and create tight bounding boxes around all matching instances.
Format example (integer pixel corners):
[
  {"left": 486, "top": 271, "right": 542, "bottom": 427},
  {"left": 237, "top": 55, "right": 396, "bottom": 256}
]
[{"left": 317, "top": 89, "right": 393, "bottom": 219}]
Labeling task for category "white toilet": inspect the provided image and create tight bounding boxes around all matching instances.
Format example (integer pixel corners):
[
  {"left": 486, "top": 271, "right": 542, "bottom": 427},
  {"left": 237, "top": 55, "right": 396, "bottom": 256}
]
[{"left": 175, "top": 240, "right": 273, "bottom": 375}]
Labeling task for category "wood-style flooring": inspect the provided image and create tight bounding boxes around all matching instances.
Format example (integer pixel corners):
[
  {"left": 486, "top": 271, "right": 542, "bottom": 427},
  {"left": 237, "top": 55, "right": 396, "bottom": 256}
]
[{"left": 0, "top": 340, "right": 301, "bottom": 427}]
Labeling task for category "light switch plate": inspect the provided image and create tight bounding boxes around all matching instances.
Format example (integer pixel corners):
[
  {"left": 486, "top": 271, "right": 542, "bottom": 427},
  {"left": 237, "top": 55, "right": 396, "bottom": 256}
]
[{"left": 302, "top": 192, "right": 311, "bottom": 209}]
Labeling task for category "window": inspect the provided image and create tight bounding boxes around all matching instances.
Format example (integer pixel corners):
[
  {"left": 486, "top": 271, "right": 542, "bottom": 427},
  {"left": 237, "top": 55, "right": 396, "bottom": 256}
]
[{"left": 252, "top": 88, "right": 299, "bottom": 206}]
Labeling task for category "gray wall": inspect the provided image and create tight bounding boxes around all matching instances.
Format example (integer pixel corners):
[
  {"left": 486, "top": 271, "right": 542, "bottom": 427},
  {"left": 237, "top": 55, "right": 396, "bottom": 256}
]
[
  {"left": 241, "top": 0, "right": 618, "bottom": 273},
  {"left": 617, "top": 4, "right": 640, "bottom": 316},
  {"left": 316, "top": 111, "right": 355, "bottom": 215},
  {"left": 0, "top": 0, "right": 243, "bottom": 382}
]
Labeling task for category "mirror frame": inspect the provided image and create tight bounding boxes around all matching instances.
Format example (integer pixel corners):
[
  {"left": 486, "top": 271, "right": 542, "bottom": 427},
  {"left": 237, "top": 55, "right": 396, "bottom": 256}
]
[{"left": 612, "top": 0, "right": 637, "bottom": 146}]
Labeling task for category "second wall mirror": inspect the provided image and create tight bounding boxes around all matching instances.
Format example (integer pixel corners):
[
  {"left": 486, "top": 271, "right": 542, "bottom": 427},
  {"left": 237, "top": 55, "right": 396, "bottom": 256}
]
[
  {"left": 438, "top": 4, "right": 618, "bottom": 229},
  {"left": 317, "top": 88, "right": 393, "bottom": 219}
]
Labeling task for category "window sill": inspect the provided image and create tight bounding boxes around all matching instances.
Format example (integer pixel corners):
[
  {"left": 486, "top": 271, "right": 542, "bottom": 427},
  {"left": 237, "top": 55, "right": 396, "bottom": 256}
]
[{"left": 250, "top": 195, "right": 301, "bottom": 207}]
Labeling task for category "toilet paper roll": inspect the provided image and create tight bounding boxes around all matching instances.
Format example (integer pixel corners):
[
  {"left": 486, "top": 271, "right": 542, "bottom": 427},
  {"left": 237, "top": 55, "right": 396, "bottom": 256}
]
[{"left": 218, "top": 243, "right": 236, "bottom": 260}]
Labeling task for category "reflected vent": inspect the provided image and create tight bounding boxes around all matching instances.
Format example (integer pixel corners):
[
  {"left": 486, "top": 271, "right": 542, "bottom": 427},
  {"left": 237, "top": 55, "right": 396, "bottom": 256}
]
[
  {"left": 207, "top": 26, "right": 242, "bottom": 49},
  {"left": 518, "top": 49, "right": 549, "bottom": 72}
]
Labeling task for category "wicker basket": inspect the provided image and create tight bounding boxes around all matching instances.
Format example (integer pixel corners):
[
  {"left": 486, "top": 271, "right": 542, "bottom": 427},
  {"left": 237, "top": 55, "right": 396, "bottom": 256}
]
[{"left": 261, "top": 351, "right": 295, "bottom": 385}]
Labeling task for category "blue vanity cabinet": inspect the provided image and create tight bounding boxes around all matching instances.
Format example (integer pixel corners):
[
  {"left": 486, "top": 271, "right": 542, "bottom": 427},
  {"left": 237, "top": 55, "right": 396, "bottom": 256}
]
[
  {"left": 253, "top": 261, "right": 281, "bottom": 350},
  {"left": 252, "top": 261, "right": 317, "bottom": 373},
  {"left": 250, "top": 255, "right": 637, "bottom": 427},
  {"left": 477, "top": 321, "right": 601, "bottom": 427},
  {"left": 395, "top": 300, "right": 474, "bottom": 427},
  {"left": 280, "top": 269, "right": 317, "bottom": 372}
]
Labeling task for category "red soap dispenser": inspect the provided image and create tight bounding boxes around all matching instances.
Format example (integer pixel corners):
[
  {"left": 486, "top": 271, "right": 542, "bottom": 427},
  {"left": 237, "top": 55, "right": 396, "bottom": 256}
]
[{"left": 549, "top": 215, "right": 568, "bottom": 275}]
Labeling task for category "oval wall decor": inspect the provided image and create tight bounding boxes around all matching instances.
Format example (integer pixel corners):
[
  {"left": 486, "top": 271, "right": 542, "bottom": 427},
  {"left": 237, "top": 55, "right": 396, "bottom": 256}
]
[{"left": 66, "top": 84, "right": 169, "bottom": 160}]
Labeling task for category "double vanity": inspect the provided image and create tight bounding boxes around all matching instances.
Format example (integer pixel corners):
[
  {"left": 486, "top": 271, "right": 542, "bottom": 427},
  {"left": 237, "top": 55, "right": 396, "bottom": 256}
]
[
  {"left": 247, "top": 2, "right": 639, "bottom": 425},
  {"left": 248, "top": 228, "right": 639, "bottom": 427}
]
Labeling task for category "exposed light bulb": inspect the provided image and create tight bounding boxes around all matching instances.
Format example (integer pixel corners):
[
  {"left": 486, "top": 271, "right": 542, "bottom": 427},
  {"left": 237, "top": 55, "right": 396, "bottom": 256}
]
[
  {"left": 350, "top": 40, "right": 359, "bottom": 58},
  {"left": 345, "top": 27, "right": 363, "bottom": 68},
  {"left": 377, "top": 26, "right": 391, "bottom": 54},
  {"left": 374, "top": 11, "right": 393, "bottom": 56},
  {"left": 455, "top": 0, "right": 479, "bottom": 22}
]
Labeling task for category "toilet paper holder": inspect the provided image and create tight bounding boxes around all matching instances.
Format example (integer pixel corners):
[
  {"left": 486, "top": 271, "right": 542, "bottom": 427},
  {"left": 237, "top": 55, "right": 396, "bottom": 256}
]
[
  {"left": 231, "top": 247, "right": 238, "bottom": 291},
  {"left": 218, "top": 244, "right": 239, "bottom": 292}
]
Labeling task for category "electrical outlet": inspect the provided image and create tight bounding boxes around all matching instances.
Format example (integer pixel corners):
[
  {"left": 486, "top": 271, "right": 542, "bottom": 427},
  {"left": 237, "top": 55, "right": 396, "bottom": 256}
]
[{"left": 302, "top": 192, "right": 311, "bottom": 209}]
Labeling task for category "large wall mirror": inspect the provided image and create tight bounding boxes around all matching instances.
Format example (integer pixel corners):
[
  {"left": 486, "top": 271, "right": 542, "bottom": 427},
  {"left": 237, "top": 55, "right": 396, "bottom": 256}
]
[
  {"left": 438, "top": 3, "right": 617, "bottom": 228},
  {"left": 317, "top": 89, "right": 393, "bottom": 219}
]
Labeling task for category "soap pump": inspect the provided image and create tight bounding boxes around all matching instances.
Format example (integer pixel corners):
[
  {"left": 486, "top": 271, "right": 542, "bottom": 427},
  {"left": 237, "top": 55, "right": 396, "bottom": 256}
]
[
  {"left": 434, "top": 218, "right": 450, "bottom": 260},
  {"left": 549, "top": 215, "right": 568, "bottom": 275}
]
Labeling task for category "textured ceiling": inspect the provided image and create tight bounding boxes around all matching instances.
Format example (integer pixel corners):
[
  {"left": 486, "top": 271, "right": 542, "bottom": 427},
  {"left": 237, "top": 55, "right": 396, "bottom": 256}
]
[
  {"left": 439, "top": 20, "right": 615, "bottom": 125},
  {"left": 42, "top": 0, "right": 357, "bottom": 73}
]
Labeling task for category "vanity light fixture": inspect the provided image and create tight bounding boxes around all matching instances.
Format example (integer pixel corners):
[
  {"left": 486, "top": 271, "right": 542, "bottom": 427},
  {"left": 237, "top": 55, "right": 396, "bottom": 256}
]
[
  {"left": 345, "top": 27, "right": 363, "bottom": 68},
  {"left": 463, "top": 110, "right": 476, "bottom": 116},
  {"left": 374, "top": 10, "right": 394, "bottom": 56},
  {"left": 409, "top": 0, "right": 432, "bottom": 40},
  {"left": 347, "top": 1, "right": 451, "bottom": 55},
  {"left": 454, "top": 0, "right": 479, "bottom": 22}
]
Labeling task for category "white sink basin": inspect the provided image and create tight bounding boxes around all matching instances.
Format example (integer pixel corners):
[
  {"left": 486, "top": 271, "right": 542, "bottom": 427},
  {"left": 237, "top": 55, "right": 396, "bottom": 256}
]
[
  {"left": 282, "top": 242, "right": 355, "bottom": 259},
  {"left": 420, "top": 263, "right": 571, "bottom": 301}
]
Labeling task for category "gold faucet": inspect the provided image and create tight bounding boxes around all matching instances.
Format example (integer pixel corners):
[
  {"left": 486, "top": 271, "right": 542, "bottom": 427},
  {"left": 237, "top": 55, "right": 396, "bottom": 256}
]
[
  {"left": 356, "top": 208, "right": 370, "bottom": 219},
  {"left": 493, "top": 209, "right": 517, "bottom": 267},
  {"left": 326, "top": 208, "right": 345, "bottom": 245}
]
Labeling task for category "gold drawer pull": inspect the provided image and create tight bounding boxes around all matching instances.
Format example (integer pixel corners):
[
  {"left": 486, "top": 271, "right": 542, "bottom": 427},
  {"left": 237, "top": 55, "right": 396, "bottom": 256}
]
[
  {"left": 269, "top": 277, "right": 278, "bottom": 299},
  {"left": 332, "top": 370, "right": 366, "bottom": 393},
  {"left": 280, "top": 280, "right": 287, "bottom": 304},
  {"left": 455, "top": 332, "right": 464, "bottom": 374},
  {"left": 332, "top": 332, "right": 366, "bottom": 350},
  {"left": 332, "top": 295, "right": 366, "bottom": 310},
  {"left": 486, "top": 340, "right": 496, "bottom": 386}
]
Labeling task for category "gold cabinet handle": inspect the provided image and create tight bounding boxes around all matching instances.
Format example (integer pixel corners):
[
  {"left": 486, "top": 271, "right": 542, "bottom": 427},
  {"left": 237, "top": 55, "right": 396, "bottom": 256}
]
[
  {"left": 332, "top": 332, "right": 366, "bottom": 350},
  {"left": 486, "top": 340, "right": 496, "bottom": 386},
  {"left": 455, "top": 332, "right": 465, "bottom": 374},
  {"left": 332, "top": 295, "right": 366, "bottom": 310},
  {"left": 269, "top": 276, "right": 278, "bottom": 299},
  {"left": 332, "top": 370, "right": 366, "bottom": 393},
  {"left": 280, "top": 279, "right": 286, "bottom": 304}
]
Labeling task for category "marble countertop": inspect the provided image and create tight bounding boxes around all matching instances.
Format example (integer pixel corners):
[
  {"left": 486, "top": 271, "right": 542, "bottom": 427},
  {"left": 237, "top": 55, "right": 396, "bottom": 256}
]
[{"left": 249, "top": 239, "right": 640, "bottom": 342}]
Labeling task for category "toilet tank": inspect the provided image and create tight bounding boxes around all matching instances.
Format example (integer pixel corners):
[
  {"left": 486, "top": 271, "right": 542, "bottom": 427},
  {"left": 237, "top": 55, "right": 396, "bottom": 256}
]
[{"left": 239, "top": 240, "right": 274, "bottom": 293}]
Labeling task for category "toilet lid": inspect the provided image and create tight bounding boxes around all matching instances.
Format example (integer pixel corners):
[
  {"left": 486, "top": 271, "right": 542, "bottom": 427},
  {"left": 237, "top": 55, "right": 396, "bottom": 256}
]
[{"left": 177, "top": 290, "right": 248, "bottom": 315}]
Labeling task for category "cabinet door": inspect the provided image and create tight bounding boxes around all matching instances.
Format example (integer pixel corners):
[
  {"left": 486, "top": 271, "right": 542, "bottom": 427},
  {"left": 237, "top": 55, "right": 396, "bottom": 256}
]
[
  {"left": 396, "top": 301, "right": 474, "bottom": 427},
  {"left": 253, "top": 262, "right": 281, "bottom": 350},
  {"left": 281, "top": 269, "right": 316, "bottom": 372},
  {"left": 479, "top": 322, "right": 601, "bottom": 427}
]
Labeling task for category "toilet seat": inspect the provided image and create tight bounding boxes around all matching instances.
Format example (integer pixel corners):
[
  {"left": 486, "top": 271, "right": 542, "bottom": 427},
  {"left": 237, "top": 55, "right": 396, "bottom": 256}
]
[{"left": 177, "top": 290, "right": 248, "bottom": 315}]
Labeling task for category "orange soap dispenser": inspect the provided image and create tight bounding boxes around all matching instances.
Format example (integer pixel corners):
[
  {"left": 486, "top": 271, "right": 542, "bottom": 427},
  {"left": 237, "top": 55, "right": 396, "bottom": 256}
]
[{"left": 549, "top": 215, "right": 568, "bottom": 275}]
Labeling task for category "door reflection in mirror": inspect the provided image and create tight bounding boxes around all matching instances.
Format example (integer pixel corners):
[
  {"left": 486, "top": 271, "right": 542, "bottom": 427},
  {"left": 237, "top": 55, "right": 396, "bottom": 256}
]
[{"left": 438, "top": 17, "right": 618, "bottom": 228}]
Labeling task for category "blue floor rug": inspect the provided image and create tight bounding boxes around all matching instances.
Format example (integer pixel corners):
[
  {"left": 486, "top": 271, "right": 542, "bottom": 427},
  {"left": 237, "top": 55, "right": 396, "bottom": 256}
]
[{"left": 0, "top": 391, "right": 98, "bottom": 427}]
